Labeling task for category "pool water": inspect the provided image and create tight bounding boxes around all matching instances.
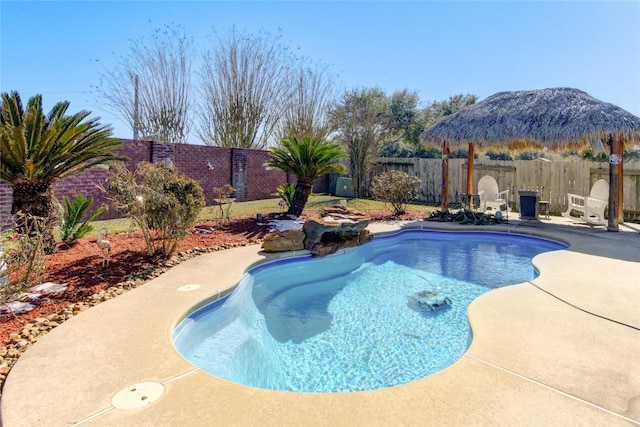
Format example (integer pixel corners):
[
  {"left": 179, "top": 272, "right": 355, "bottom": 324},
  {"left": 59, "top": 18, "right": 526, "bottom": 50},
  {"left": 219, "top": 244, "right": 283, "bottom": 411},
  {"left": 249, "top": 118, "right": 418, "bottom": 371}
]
[{"left": 174, "top": 230, "right": 566, "bottom": 393}]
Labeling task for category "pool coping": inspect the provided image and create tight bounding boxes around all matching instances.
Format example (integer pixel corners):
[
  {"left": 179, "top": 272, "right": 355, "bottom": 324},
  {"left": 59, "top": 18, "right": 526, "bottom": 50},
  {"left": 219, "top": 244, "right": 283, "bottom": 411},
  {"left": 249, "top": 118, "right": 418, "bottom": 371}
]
[{"left": 2, "top": 217, "right": 639, "bottom": 426}]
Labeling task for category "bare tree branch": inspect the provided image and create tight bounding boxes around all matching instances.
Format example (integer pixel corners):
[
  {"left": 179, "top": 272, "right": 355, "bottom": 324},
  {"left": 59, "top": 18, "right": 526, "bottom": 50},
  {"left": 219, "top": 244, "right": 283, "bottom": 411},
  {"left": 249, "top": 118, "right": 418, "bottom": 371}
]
[
  {"left": 275, "top": 63, "right": 339, "bottom": 141},
  {"left": 96, "top": 24, "right": 193, "bottom": 143},
  {"left": 197, "top": 28, "right": 292, "bottom": 149}
]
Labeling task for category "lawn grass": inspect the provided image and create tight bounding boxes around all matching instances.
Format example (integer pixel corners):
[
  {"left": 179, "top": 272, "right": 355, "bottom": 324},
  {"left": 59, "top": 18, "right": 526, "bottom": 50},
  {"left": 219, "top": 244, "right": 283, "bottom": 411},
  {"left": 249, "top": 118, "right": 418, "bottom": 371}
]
[{"left": 90, "top": 195, "right": 437, "bottom": 235}]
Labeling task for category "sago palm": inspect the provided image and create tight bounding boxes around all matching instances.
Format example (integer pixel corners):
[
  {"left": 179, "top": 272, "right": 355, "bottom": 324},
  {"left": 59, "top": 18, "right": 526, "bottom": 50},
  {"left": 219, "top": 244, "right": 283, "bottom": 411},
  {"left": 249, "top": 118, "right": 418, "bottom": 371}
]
[
  {"left": 0, "top": 91, "right": 126, "bottom": 253},
  {"left": 266, "top": 136, "right": 347, "bottom": 216}
]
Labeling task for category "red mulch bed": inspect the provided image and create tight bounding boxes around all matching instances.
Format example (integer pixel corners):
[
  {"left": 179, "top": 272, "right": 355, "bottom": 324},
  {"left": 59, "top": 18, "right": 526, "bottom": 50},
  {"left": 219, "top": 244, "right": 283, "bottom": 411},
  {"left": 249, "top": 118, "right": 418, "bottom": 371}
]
[{"left": 0, "top": 210, "right": 426, "bottom": 346}]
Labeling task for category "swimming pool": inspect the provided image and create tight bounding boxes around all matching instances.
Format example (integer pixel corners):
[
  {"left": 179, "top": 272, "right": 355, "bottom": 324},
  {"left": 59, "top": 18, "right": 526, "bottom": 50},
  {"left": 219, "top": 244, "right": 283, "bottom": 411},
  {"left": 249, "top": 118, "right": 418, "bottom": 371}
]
[{"left": 174, "top": 230, "right": 567, "bottom": 393}]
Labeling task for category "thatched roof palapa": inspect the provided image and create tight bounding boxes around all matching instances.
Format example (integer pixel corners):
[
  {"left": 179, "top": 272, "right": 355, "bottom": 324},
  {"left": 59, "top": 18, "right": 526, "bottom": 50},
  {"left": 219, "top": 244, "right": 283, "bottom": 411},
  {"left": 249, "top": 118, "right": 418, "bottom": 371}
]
[
  {"left": 419, "top": 87, "right": 638, "bottom": 230},
  {"left": 420, "top": 87, "right": 640, "bottom": 152}
]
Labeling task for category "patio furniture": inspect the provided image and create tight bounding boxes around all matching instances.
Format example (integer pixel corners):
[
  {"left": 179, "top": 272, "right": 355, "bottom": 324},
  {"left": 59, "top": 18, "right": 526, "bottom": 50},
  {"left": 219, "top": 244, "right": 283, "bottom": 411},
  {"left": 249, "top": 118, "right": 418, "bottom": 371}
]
[
  {"left": 562, "top": 179, "right": 609, "bottom": 225},
  {"left": 478, "top": 176, "right": 509, "bottom": 213},
  {"left": 518, "top": 190, "right": 539, "bottom": 220},
  {"left": 539, "top": 200, "right": 550, "bottom": 219},
  {"left": 538, "top": 186, "right": 550, "bottom": 219}
]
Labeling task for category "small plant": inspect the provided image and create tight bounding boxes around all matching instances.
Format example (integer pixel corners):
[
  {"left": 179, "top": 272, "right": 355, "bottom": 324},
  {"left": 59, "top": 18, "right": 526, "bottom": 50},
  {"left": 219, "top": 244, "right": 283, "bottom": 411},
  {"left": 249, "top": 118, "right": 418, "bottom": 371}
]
[
  {"left": 0, "top": 213, "right": 49, "bottom": 313},
  {"left": 276, "top": 183, "right": 296, "bottom": 209},
  {"left": 212, "top": 184, "right": 235, "bottom": 221},
  {"left": 105, "top": 161, "right": 205, "bottom": 258},
  {"left": 427, "top": 209, "right": 504, "bottom": 225},
  {"left": 370, "top": 170, "right": 421, "bottom": 215},
  {"left": 55, "top": 195, "right": 107, "bottom": 246}
]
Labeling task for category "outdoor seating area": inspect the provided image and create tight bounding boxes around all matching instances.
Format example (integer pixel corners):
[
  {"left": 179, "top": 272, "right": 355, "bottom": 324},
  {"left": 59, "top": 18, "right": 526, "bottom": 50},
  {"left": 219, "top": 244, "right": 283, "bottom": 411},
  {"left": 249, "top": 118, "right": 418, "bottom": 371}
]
[
  {"left": 562, "top": 179, "right": 610, "bottom": 226},
  {"left": 477, "top": 175, "right": 509, "bottom": 213},
  {"left": 456, "top": 174, "right": 615, "bottom": 227}
]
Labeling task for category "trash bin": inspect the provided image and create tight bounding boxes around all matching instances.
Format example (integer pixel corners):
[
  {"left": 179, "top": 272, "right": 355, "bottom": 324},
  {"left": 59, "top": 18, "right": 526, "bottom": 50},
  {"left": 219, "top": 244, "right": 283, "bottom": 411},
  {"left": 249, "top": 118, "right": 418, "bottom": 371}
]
[{"left": 518, "top": 190, "right": 539, "bottom": 220}]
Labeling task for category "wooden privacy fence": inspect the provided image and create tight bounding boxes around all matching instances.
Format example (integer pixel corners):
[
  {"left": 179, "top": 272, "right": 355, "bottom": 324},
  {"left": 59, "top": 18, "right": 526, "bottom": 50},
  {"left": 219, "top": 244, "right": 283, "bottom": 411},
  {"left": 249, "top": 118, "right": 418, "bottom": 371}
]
[{"left": 373, "top": 158, "right": 640, "bottom": 220}]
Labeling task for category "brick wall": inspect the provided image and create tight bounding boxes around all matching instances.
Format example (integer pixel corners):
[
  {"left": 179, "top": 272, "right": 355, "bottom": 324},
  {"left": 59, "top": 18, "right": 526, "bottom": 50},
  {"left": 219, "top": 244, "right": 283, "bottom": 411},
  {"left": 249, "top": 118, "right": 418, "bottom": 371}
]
[
  {"left": 0, "top": 139, "right": 294, "bottom": 228},
  {"left": 175, "top": 144, "right": 234, "bottom": 205}
]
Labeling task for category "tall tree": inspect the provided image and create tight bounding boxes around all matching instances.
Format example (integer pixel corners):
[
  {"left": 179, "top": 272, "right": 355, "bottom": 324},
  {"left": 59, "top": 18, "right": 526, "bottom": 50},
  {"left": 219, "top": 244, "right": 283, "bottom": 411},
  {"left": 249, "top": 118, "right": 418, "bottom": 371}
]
[
  {"left": 422, "top": 93, "right": 478, "bottom": 129},
  {"left": 381, "top": 93, "right": 478, "bottom": 158},
  {"left": 266, "top": 136, "right": 347, "bottom": 216},
  {"left": 96, "top": 24, "right": 193, "bottom": 143},
  {"left": 197, "top": 28, "right": 291, "bottom": 149},
  {"left": 0, "top": 92, "right": 126, "bottom": 253},
  {"left": 275, "top": 63, "right": 339, "bottom": 142},
  {"left": 328, "top": 87, "right": 394, "bottom": 197},
  {"left": 389, "top": 89, "right": 421, "bottom": 144}
]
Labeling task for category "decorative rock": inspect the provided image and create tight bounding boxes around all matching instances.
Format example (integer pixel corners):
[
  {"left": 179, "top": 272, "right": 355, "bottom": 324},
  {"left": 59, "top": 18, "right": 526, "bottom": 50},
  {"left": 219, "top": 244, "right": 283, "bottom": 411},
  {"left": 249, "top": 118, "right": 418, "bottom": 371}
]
[
  {"left": 261, "top": 229, "right": 305, "bottom": 253},
  {"left": 302, "top": 206, "right": 371, "bottom": 256}
]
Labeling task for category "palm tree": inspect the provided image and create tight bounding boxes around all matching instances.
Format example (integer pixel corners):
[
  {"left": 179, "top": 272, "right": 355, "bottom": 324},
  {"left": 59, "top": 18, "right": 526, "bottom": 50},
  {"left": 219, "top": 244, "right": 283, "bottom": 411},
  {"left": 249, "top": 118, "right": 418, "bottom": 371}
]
[
  {"left": 266, "top": 136, "right": 347, "bottom": 216},
  {"left": 0, "top": 91, "right": 126, "bottom": 253}
]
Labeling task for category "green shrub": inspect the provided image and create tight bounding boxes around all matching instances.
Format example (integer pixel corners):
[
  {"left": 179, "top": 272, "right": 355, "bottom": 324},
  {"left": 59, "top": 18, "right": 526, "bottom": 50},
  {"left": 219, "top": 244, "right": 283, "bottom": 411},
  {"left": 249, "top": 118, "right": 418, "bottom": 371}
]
[
  {"left": 105, "top": 161, "right": 205, "bottom": 258},
  {"left": 55, "top": 195, "right": 106, "bottom": 246},
  {"left": 276, "top": 183, "right": 296, "bottom": 209},
  {"left": 370, "top": 170, "right": 421, "bottom": 215},
  {"left": 427, "top": 209, "right": 504, "bottom": 225},
  {"left": 0, "top": 213, "right": 49, "bottom": 312}
]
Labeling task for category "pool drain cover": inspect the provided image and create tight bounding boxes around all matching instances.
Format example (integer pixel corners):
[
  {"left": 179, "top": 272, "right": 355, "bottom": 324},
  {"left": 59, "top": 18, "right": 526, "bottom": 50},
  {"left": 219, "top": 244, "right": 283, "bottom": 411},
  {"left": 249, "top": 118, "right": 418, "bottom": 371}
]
[
  {"left": 112, "top": 382, "right": 164, "bottom": 410},
  {"left": 177, "top": 284, "right": 200, "bottom": 292}
]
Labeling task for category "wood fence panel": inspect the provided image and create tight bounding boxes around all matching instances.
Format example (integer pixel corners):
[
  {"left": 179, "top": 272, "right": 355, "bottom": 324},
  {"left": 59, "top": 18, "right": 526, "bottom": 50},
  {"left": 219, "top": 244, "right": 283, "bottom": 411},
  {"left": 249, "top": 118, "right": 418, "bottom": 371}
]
[
  {"left": 417, "top": 159, "right": 441, "bottom": 204},
  {"left": 622, "top": 165, "right": 640, "bottom": 214},
  {"left": 448, "top": 159, "right": 465, "bottom": 204}
]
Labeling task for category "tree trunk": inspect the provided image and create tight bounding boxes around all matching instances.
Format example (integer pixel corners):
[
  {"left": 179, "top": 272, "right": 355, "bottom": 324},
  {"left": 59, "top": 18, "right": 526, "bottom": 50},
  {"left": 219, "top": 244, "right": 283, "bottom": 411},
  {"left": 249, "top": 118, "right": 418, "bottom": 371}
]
[
  {"left": 287, "top": 179, "right": 313, "bottom": 217},
  {"left": 12, "top": 182, "right": 58, "bottom": 254}
]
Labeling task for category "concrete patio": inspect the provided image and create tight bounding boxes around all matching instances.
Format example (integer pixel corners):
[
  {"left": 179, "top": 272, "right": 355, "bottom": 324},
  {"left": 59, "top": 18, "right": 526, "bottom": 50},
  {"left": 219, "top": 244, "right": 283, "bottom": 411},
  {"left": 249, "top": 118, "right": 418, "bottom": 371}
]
[{"left": 1, "top": 216, "right": 639, "bottom": 426}]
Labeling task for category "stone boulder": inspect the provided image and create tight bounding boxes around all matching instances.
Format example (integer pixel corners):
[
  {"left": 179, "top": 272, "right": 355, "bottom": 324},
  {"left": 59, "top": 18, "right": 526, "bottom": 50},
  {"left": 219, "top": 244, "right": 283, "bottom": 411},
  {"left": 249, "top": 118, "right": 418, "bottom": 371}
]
[
  {"left": 261, "top": 229, "right": 305, "bottom": 253},
  {"left": 302, "top": 206, "right": 372, "bottom": 256}
]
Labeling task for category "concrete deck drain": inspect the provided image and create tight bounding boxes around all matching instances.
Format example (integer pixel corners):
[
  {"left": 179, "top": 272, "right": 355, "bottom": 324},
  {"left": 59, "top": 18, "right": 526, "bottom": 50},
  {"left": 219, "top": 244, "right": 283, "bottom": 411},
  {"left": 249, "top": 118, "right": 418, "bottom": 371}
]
[
  {"left": 177, "top": 284, "right": 200, "bottom": 292},
  {"left": 112, "top": 382, "right": 164, "bottom": 410}
]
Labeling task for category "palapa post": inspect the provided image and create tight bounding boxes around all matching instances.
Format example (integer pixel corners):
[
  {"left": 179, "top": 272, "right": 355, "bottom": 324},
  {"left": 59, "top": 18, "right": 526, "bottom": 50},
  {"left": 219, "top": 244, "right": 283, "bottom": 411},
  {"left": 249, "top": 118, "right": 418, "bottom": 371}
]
[
  {"left": 466, "top": 142, "right": 474, "bottom": 196},
  {"left": 607, "top": 134, "right": 624, "bottom": 231},
  {"left": 441, "top": 139, "right": 450, "bottom": 212}
]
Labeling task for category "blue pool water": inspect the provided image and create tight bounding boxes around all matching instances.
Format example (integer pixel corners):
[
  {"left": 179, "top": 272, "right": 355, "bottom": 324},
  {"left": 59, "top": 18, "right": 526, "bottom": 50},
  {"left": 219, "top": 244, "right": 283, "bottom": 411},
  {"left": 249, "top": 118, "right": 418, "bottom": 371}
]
[{"left": 174, "top": 230, "right": 566, "bottom": 393}]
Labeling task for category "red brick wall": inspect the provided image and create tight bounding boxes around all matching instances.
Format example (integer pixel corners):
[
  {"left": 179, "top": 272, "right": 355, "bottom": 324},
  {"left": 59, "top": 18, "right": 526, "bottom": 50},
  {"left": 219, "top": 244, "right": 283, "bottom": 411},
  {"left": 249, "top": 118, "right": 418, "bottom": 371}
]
[
  {"left": 0, "top": 139, "right": 302, "bottom": 229},
  {"left": 246, "top": 149, "right": 289, "bottom": 200},
  {"left": 118, "top": 139, "right": 154, "bottom": 172},
  {"left": 175, "top": 144, "right": 233, "bottom": 205},
  {"left": 51, "top": 166, "right": 114, "bottom": 219}
]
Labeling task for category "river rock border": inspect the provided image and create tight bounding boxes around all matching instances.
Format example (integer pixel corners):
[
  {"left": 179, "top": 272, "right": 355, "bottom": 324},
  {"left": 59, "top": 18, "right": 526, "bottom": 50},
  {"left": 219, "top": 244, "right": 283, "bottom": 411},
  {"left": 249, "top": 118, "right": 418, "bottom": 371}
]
[{"left": 0, "top": 240, "right": 262, "bottom": 398}]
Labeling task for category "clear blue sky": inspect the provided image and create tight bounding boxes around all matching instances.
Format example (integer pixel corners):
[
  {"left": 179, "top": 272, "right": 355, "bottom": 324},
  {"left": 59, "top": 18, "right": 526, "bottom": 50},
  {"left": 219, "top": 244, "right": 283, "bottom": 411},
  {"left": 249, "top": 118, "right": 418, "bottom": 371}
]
[{"left": 1, "top": 1, "right": 639, "bottom": 144}]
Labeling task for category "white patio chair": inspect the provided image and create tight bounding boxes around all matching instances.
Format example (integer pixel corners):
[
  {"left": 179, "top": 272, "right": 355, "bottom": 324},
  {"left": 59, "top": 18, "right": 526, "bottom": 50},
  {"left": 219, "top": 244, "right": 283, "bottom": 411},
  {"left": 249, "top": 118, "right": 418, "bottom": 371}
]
[
  {"left": 477, "top": 176, "right": 509, "bottom": 212},
  {"left": 562, "top": 179, "right": 609, "bottom": 226}
]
